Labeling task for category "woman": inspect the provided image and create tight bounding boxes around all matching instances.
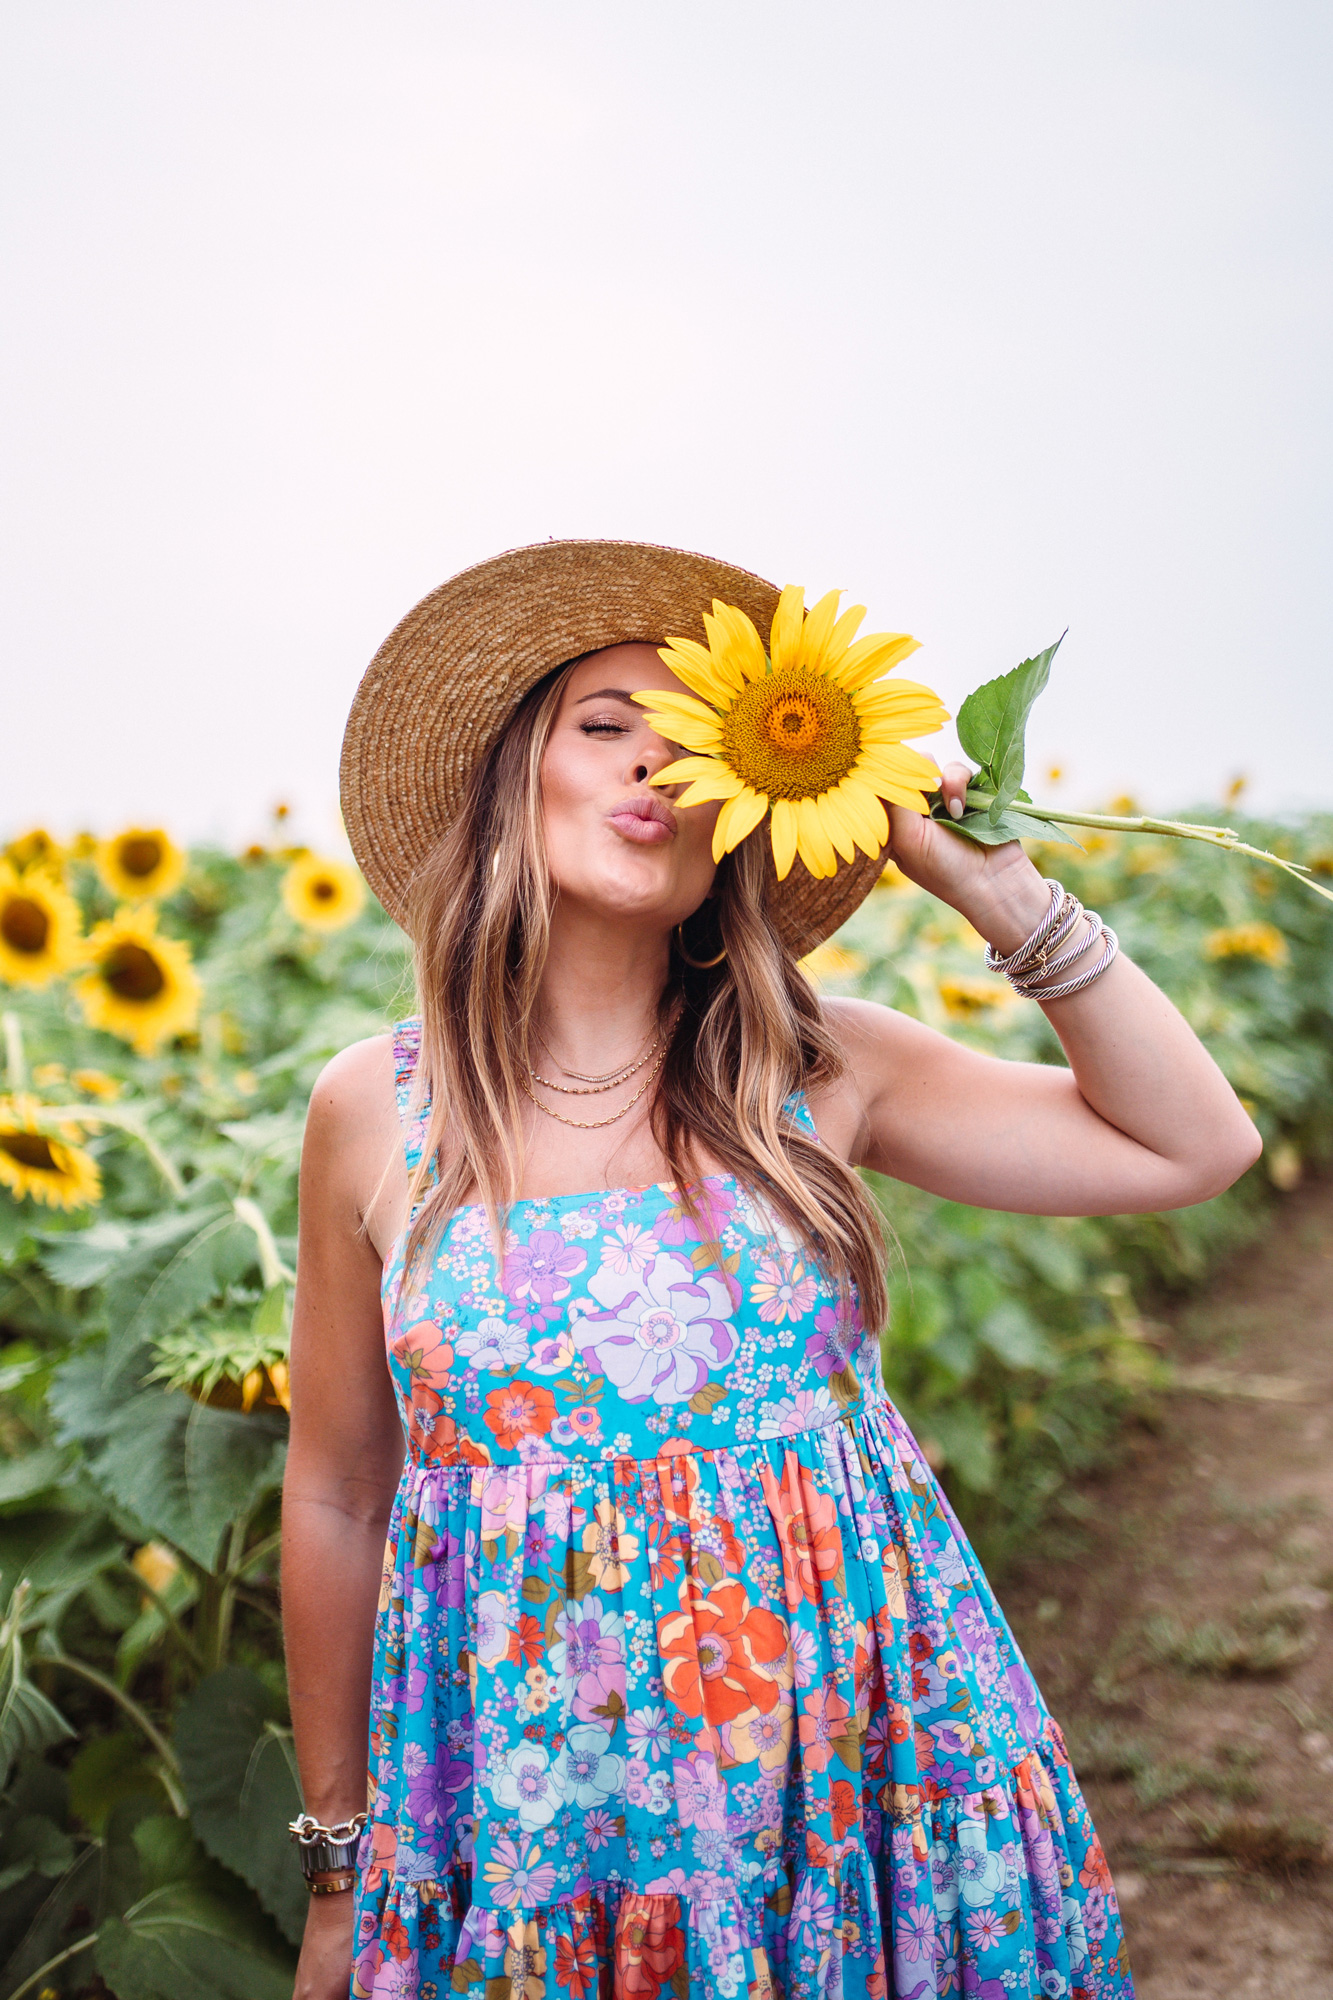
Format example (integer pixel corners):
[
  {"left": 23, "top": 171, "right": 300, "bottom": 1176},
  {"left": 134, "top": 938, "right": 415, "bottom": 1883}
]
[{"left": 283, "top": 541, "right": 1259, "bottom": 2000}]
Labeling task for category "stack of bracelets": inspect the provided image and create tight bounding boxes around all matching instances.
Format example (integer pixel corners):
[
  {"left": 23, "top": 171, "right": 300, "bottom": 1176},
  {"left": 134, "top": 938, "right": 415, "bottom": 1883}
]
[
  {"left": 289, "top": 1810, "right": 368, "bottom": 1895},
  {"left": 985, "top": 879, "right": 1119, "bottom": 1000}
]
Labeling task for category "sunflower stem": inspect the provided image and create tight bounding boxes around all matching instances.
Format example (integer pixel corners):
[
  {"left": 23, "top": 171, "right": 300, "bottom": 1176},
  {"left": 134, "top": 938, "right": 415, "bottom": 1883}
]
[
  {"left": 232, "top": 1196, "right": 295, "bottom": 1287},
  {"left": 960, "top": 790, "right": 1333, "bottom": 908},
  {"left": 2, "top": 1012, "right": 28, "bottom": 1091}
]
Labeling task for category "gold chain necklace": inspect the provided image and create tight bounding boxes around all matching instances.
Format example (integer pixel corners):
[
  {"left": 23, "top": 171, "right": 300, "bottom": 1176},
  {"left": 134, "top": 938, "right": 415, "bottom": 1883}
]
[
  {"left": 528, "top": 1035, "right": 661, "bottom": 1097},
  {"left": 521, "top": 1047, "right": 666, "bottom": 1130}
]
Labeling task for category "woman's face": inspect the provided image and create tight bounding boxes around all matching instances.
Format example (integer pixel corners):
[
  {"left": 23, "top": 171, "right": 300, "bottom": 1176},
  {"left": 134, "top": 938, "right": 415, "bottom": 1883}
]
[{"left": 540, "top": 644, "right": 722, "bottom": 930}]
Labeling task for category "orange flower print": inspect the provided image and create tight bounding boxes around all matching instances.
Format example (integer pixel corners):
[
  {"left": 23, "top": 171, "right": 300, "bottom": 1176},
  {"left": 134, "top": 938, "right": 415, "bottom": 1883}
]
[
  {"left": 759, "top": 1457, "right": 846, "bottom": 1606},
  {"left": 798, "top": 1681, "right": 858, "bottom": 1773},
  {"left": 830, "top": 1776, "right": 861, "bottom": 1838},
  {"left": 389, "top": 1316, "right": 454, "bottom": 1388},
  {"left": 1079, "top": 1834, "right": 1114, "bottom": 1893},
  {"left": 555, "top": 1922, "right": 599, "bottom": 1999},
  {"left": 617, "top": 1894, "right": 686, "bottom": 2000},
  {"left": 660, "top": 1578, "right": 789, "bottom": 1723},
  {"left": 483, "top": 1380, "right": 557, "bottom": 1450}
]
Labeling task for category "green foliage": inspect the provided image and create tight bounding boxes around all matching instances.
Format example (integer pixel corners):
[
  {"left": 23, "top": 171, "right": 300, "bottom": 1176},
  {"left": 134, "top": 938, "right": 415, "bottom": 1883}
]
[{"left": 1, "top": 813, "right": 1332, "bottom": 1993}]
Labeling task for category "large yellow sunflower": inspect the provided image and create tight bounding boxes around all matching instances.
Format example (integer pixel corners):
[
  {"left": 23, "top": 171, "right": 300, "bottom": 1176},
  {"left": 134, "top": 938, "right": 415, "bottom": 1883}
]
[
  {"left": 281, "top": 853, "right": 365, "bottom": 932},
  {"left": 632, "top": 587, "right": 948, "bottom": 880},
  {"left": 0, "top": 1096, "right": 102, "bottom": 1210},
  {"left": 95, "top": 827, "right": 187, "bottom": 902},
  {"left": 0, "top": 863, "right": 84, "bottom": 987},
  {"left": 75, "top": 906, "right": 202, "bottom": 1056}
]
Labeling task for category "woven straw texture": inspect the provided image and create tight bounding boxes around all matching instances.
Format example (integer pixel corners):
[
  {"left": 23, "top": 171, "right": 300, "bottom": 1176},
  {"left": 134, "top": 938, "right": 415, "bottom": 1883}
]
[{"left": 339, "top": 538, "right": 887, "bottom": 957}]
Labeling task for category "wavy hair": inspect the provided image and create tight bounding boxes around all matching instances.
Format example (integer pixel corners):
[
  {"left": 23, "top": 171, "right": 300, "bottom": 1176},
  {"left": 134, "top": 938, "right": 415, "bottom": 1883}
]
[{"left": 402, "top": 663, "right": 889, "bottom": 1334}]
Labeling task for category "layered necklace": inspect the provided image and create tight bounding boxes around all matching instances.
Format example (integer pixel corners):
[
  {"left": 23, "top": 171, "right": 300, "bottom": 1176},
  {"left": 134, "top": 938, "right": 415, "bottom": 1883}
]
[{"left": 522, "top": 1027, "right": 665, "bottom": 1130}]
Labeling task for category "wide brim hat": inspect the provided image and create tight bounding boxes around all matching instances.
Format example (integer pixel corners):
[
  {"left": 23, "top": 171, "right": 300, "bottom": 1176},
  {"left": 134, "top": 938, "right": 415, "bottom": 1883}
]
[{"left": 340, "top": 538, "right": 889, "bottom": 957}]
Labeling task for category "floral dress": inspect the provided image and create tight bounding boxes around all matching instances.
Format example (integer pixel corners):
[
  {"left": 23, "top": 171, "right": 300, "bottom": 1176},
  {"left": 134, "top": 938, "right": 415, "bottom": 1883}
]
[{"left": 351, "top": 1021, "right": 1133, "bottom": 2000}]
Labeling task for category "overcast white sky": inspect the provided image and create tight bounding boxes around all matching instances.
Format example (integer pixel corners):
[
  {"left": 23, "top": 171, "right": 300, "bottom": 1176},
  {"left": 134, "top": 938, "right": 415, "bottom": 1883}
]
[{"left": 2, "top": 1, "right": 1330, "bottom": 853}]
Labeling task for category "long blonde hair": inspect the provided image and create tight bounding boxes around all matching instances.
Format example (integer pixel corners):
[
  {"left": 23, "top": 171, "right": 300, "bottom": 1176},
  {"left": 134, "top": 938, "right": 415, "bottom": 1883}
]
[{"left": 403, "top": 663, "right": 890, "bottom": 1332}]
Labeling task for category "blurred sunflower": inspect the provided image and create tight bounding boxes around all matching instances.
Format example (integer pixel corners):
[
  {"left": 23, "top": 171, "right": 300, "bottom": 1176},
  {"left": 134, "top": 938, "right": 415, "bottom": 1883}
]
[
  {"left": 0, "top": 1096, "right": 102, "bottom": 1210},
  {"left": 633, "top": 587, "right": 947, "bottom": 881},
  {"left": 938, "top": 975, "right": 1020, "bottom": 1020},
  {"left": 96, "top": 827, "right": 186, "bottom": 902},
  {"left": 281, "top": 853, "right": 365, "bottom": 932},
  {"left": 5, "top": 828, "right": 64, "bottom": 873},
  {"left": 75, "top": 906, "right": 202, "bottom": 1055},
  {"left": 149, "top": 1322, "right": 291, "bottom": 1412},
  {"left": 0, "top": 863, "right": 83, "bottom": 987},
  {"left": 1204, "top": 922, "right": 1288, "bottom": 968},
  {"left": 71, "top": 1067, "right": 122, "bottom": 1101}
]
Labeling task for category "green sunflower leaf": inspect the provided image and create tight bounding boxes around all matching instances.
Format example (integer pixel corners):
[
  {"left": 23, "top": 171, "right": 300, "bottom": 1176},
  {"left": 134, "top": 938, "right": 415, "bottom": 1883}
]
[{"left": 955, "top": 634, "right": 1065, "bottom": 820}]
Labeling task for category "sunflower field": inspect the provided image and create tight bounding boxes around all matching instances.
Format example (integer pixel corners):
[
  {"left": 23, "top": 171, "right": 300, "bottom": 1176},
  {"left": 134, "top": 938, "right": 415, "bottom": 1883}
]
[{"left": 1, "top": 808, "right": 1332, "bottom": 1998}]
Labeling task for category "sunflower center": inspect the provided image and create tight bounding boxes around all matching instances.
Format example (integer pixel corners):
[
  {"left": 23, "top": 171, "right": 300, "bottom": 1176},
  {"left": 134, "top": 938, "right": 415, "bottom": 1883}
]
[
  {"left": 311, "top": 879, "right": 336, "bottom": 902},
  {"left": 0, "top": 1132, "right": 58, "bottom": 1172},
  {"left": 1, "top": 897, "right": 50, "bottom": 955},
  {"left": 103, "top": 943, "right": 166, "bottom": 1002},
  {"left": 721, "top": 668, "right": 861, "bottom": 801},
  {"left": 119, "top": 837, "right": 164, "bottom": 878}
]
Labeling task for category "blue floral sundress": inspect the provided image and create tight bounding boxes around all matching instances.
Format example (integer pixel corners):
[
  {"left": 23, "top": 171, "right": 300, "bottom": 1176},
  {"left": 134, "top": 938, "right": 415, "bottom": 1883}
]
[{"left": 351, "top": 1020, "right": 1134, "bottom": 2000}]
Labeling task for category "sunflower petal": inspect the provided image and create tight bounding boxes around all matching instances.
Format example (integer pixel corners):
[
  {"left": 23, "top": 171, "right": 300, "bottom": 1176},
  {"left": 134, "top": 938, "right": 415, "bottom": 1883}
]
[
  {"left": 770, "top": 585, "right": 805, "bottom": 675},
  {"left": 823, "top": 602, "right": 867, "bottom": 669},
  {"left": 834, "top": 632, "right": 922, "bottom": 689},
  {"left": 712, "top": 785, "right": 770, "bottom": 861},
  {"left": 856, "top": 744, "right": 942, "bottom": 790},
  {"left": 678, "top": 776, "right": 748, "bottom": 810},
  {"left": 631, "top": 688, "right": 722, "bottom": 726},
  {"left": 799, "top": 589, "right": 843, "bottom": 672},
  {"left": 835, "top": 777, "right": 891, "bottom": 856},
  {"left": 812, "top": 785, "right": 859, "bottom": 865},
  {"left": 796, "top": 797, "right": 839, "bottom": 878},
  {"left": 770, "top": 799, "right": 799, "bottom": 881},
  {"left": 647, "top": 756, "right": 741, "bottom": 792},
  {"left": 709, "top": 600, "right": 768, "bottom": 681}
]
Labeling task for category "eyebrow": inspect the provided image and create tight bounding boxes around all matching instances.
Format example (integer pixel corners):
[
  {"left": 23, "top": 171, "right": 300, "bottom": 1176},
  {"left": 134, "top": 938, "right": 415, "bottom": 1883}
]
[{"left": 573, "top": 688, "right": 640, "bottom": 706}]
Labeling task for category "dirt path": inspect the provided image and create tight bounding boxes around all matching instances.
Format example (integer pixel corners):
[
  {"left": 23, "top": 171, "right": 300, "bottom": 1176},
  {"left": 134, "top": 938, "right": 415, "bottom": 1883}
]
[{"left": 1001, "top": 1175, "right": 1333, "bottom": 1996}]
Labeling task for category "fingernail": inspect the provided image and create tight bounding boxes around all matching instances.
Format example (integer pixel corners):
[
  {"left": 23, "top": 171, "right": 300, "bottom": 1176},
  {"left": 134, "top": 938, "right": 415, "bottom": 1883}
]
[{"left": 948, "top": 798, "right": 964, "bottom": 820}]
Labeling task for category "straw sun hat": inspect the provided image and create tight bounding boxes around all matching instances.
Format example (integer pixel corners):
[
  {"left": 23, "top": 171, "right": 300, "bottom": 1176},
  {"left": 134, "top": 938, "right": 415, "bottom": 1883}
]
[{"left": 340, "top": 538, "right": 891, "bottom": 958}]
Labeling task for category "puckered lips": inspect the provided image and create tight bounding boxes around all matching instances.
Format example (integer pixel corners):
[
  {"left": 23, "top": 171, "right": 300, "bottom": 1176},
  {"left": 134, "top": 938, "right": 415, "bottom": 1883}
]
[{"left": 605, "top": 792, "right": 678, "bottom": 846}]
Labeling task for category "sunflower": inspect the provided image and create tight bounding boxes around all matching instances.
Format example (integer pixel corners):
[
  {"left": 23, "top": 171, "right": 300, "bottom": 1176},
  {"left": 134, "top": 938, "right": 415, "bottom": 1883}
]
[
  {"left": 632, "top": 588, "right": 948, "bottom": 880},
  {"left": 5, "top": 828, "right": 64, "bottom": 873},
  {"left": 1204, "top": 921, "right": 1288, "bottom": 967},
  {"left": 0, "top": 863, "right": 84, "bottom": 987},
  {"left": 0, "top": 1096, "right": 102, "bottom": 1210},
  {"left": 75, "top": 906, "right": 202, "bottom": 1055},
  {"left": 95, "top": 827, "right": 187, "bottom": 902},
  {"left": 281, "top": 853, "right": 366, "bottom": 932}
]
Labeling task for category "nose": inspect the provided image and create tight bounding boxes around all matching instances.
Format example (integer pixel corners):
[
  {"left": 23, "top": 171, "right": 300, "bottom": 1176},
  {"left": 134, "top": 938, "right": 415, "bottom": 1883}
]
[{"left": 623, "top": 730, "right": 679, "bottom": 791}]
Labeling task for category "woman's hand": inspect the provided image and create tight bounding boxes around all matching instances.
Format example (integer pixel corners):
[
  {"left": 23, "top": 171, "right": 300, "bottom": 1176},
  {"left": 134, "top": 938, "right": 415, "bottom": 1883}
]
[
  {"left": 294, "top": 1891, "right": 356, "bottom": 2000},
  {"left": 887, "top": 761, "right": 1052, "bottom": 956}
]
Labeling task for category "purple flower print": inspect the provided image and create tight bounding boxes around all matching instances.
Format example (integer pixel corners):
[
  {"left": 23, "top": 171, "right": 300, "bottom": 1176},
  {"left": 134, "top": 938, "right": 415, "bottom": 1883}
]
[
  {"left": 456, "top": 1316, "right": 530, "bottom": 1370},
  {"left": 894, "top": 1903, "right": 935, "bottom": 1963},
  {"left": 807, "top": 1300, "right": 861, "bottom": 1378},
  {"left": 1006, "top": 1661, "right": 1041, "bottom": 1739},
  {"left": 655, "top": 1179, "right": 737, "bottom": 1249},
  {"left": 420, "top": 1529, "right": 465, "bottom": 1611},
  {"left": 672, "top": 1745, "right": 726, "bottom": 1831},
  {"left": 501, "top": 1229, "right": 586, "bottom": 1331},
  {"left": 550, "top": 1596, "right": 627, "bottom": 1722},
  {"left": 578, "top": 1251, "right": 736, "bottom": 1405},
  {"left": 405, "top": 1749, "right": 470, "bottom": 1849}
]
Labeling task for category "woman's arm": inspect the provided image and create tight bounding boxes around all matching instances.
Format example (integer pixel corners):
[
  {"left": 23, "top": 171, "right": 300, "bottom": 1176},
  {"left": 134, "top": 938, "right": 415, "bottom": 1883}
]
[
  {"left": 283, "top": 1037, "right": 405, "bottom": 1999},
  {"left": 818, "top": 765, "right": 1262, "bottom": 1215}
]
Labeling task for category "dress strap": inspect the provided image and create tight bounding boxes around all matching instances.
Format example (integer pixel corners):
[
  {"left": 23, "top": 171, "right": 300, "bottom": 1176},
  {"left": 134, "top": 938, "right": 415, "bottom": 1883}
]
[
  {"left": 782, "top": 1088, "right": 822, "bottom": 1144},
  {"left": 392, "top": 1017, "right": 431, "bottom": 1180}
]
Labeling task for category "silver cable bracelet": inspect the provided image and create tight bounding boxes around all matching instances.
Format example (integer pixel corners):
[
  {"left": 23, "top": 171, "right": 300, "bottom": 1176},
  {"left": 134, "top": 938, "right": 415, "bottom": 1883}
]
[
  {"left": 288, "top": 1810, "right": 368, "bottom": 1886},
  {"left": 986, "top": 880, "right": 1119, "bottom": 1001}
]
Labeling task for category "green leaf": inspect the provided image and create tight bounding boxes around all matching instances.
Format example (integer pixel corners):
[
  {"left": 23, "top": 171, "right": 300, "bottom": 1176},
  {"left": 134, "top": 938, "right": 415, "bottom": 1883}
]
[
  {"left": 0, "top": 1812, "right": 76, "bottom": 1892},
  {"left": 954, "top": 635, "right": 1064, "bottom": 820},
  {"left": 94, "top": 1814, "right": 297, "bottom": 2000},
  {"left": 926, "top": 1404, "right": 997, "bottom": 1492},
  {"left": 0, "top": 1447, "right": 69, "bottom": 1514},
  {"left": 936, "top": 804, "right": 1082, "bottom": 848},
  {"left": 68, "top": 1731, "right": 171, "bottom": 1836},
  {"left": 105, "top": 1209, "right": 252, "bottom": 1377},
  {"left": 250, "top": 1284, "right": 289, "bottom": 1341},
  {"left": 175, "top": 1667, "right": 306, "bottom": 1945},
  {"left": 50, "top": 1356, "right": 287, "bottom": 1567},
  {"left": 36, "top": 1218, "right": 132, "bottom": 1289},
  {"left": 977, "top": 1302, "right": 1059, "bottom": 1373}
]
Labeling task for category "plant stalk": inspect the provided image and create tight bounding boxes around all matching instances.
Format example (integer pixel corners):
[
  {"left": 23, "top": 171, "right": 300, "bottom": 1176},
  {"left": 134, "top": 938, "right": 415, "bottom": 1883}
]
[
  {"left": 7, "top": 1930, "right": 99, "bottom": 2000},
  {"left": 233, "top": 1195, "right": 296, "bottom": 1286},
  {"left": 39, "top": 1651, "right": 184, "bottom": 1793},
  {"left": 2, "top": 1011, "right": 28, "bottom": 1091},
  {"left": 960, "top": 790, "right": 1333, "bottom": 906}
]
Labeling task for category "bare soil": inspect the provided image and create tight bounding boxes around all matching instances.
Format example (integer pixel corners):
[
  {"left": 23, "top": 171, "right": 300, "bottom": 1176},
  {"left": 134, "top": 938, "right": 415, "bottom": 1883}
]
[{"left": 1001, "top": 1175, "right": 1333, "bottom": 1997}]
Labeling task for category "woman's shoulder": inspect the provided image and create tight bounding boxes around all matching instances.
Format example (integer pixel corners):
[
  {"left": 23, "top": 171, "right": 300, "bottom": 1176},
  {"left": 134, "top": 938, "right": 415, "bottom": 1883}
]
[{"left": 306, "top": 1032, "right": 399, "bottom": 1145}]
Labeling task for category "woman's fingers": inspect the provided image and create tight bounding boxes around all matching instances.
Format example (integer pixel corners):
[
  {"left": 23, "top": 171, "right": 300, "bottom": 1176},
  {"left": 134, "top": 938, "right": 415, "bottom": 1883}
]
[{"left": 938, "top": 761, "right": 974, "bottom": 821}]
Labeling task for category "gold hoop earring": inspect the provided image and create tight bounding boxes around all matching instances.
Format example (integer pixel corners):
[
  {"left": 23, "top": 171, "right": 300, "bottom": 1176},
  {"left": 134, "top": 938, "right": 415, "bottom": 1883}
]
[{"left": 675, "top": 923, "right": 727, "bottom": 970}]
